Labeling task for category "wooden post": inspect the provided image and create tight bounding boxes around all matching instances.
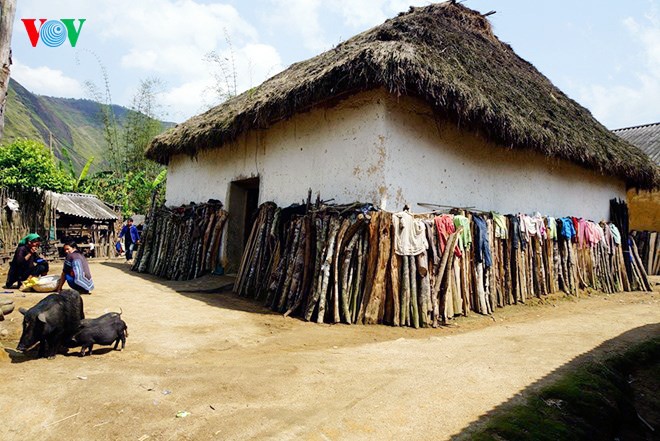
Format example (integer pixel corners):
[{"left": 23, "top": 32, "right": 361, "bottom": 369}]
[
  {"left": 390, "top": 248, "right": 401, "bottom": 326},
  {"left": 0, "top": 0, "right": 17, "bottom": 140},
  {"left": 363, "top": 213, "right": 392, "bottom": 325}
]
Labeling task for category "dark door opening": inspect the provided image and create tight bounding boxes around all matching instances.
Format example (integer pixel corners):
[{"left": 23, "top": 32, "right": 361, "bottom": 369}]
[{"left": 226, "top": 177, "right": 260, "bottom": 273}]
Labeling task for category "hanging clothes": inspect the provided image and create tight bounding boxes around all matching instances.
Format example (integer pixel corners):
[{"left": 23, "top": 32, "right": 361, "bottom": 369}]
[
  {"left": 519, "top": 214, "right": 538, "bottom": 243},
  {"left": 609, "top": 224, "right": 622, "bottom": 245},
  {"left": 582, "top": 221, "right": 604, "bottom": 247},
  {"left": 508, "top": 214, "right": 523, "bottom": 249},
  {"left": 472, "top": 215, "right": 492, "bottom": 268},
  {"left": 491, "top": 212, "right": 508, "bottom": 239},
  {"left": 601, "top": 222, "right": 612, "bottom": 253},
  {"left": 453, "top": 215, "right": 472, "bottom": 251},
  {"left": 547, "top": 217, "right": 557, "bottom": 240},
  {"left": 425, "top": 220, "right": 441, "bottom": 266},
  {"left": 392, "top": 210, "right": 429, "bottom": 256},
  {"left": 571, "top": 217, "right": 580, "bottom": 243},
  {"left": 531, "top": 213, "right": 547, "bottom": 239},
  {"left": 558, "top": 217, "right": 576, "bottom": 240},
  {"left": 434, "top": 214, "right": 461, "bottom": 257}
]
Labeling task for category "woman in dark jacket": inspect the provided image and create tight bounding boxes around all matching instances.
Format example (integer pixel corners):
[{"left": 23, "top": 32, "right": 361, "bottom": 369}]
[
  {"left": 3, "top": 233, "right": 48, "bottom": 289},
  {"left": 55, "top": 241, "right": 94, "bottom": 294}
]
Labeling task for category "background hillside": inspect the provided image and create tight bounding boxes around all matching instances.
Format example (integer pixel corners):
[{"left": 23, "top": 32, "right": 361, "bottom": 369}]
[{"left": 3, "top": 78, "right": 171, "bottom": 172}]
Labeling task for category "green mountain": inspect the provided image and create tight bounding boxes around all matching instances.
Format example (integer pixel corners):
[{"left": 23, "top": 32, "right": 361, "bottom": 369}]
[{"left": 3, "top": 78, "right": 170, "bottom": 172}]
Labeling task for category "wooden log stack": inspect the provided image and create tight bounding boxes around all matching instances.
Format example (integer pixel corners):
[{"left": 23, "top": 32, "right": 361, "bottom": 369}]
[
  {"left": 630, "top": 230, "right": 660, "bottom": 277},
  {"left": 132, "top": 200, "right": 227, "bottom": 280},
  {"left": 235, "top": 200, "right": 650, "bottom": 328}
]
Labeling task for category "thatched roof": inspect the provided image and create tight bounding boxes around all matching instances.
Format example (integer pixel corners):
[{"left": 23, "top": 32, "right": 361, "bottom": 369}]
[{"left": 147, "top": 1, "right": 658, "bottom": 189}]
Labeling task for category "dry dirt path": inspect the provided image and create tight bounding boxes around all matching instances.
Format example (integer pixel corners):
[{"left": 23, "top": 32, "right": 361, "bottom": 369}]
[{"left": 0, "top": 261, "right": 658, "bottom": 440}]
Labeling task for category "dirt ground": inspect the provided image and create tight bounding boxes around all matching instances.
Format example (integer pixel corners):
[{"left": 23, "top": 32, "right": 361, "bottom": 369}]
[{"left": 0, "top": 260, "right": 658, "bottom": 441}]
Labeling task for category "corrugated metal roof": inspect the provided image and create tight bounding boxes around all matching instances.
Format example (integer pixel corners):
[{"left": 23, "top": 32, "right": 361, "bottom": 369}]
[
  {"left": 51, "top": 192, "right": 118, "bottom": 220},
  {"left": 613, "top": 122, "right": 660, "bottom": 166}
]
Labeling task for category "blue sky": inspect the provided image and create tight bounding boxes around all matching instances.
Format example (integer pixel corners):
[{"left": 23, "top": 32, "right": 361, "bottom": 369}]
[{"left": 9, "top": 0, "right": 660, "bottom": 128}]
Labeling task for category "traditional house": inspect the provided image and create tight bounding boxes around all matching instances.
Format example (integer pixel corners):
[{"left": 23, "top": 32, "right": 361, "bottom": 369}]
[
  {"left": 147, "top": 2, "right": 657, "bottom": 271},
  {"left": 613, "top": 122, "right": 660, "bottom": 231}
]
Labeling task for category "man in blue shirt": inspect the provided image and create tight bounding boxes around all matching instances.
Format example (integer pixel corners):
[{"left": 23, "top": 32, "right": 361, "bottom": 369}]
[{"left": 119, "top": 218, "right": 140, "bottom": 263}]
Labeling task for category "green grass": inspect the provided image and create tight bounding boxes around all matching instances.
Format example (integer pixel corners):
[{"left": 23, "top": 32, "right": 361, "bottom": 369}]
[{"left": 469, "top": 337, "right": 660, "bottom": 441}]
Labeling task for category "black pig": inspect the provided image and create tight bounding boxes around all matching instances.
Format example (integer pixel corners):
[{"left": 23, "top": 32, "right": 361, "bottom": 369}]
[
  {"left": 72, "top": 311, "right": 128, "bottom": 356},
  {"left": 17, "top": 289, "right": 84, "bottom": 359}
]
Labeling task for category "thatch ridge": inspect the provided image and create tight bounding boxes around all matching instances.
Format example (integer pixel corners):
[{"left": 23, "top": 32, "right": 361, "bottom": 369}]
[{"left": 147, "top": 2, "right": 658, "bottom": 189}]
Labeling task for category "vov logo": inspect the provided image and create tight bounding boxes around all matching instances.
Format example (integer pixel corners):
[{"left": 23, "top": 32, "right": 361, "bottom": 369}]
[{"left": 21, "top": 19, "right": 86, "bottom": 48}]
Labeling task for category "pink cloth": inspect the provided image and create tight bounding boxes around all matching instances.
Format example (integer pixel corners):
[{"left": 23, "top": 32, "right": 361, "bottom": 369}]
[
  {"left": 434, "top": 215, "right": 461, "bottom": 257},
  {"left": 577, "top": 219, "right": 605, "bottom": 248},
  {"left": 532, "top": 213, "right": 547, "bottom": 240}
]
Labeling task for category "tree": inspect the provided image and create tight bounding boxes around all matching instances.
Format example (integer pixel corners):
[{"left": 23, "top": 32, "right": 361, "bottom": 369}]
[
  {"left": 203, "top": 29, "right": 241, "bottom": 108},
  {"left": 0, "top": 139, "right": 74, "bottom": 192},
  {"left": 123, "top": 77, "right": 164, "bottom": 174},
  {"left": 60, "top": 146, "right": 94, "bottom": 191},
  {"left": 81, "top": 77, "right": 167, "bottom": 216},
  {"left": 0, "top": 0, "right": 17, "bottom": 140},
  {"left": 82, "top": 54, "right": 121, "bottom": 172}
]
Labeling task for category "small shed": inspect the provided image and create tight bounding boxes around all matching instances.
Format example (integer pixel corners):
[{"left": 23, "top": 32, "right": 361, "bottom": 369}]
[{"left": 50, "top": 192, "right": 119, "bottom": 258}]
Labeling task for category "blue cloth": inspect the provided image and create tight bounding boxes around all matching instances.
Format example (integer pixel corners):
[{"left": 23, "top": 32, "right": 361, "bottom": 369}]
[
  {"left": 558, "top": 217, "right": 576, "bottom": 240},
  {"left": 507, "top": 214, "right": 523, "bottom": 250},
  {"left": 472, "top": 215, "right": 492, "bottom": 268},
  {"left": 65, "top": 274, "right": 89, "bottom": 293},
  {"left": 126, "top": 243, "right": 135, "bottom": 261},
  {"left": 609, "top": 224, "right": 622, "bottom": 245},
  {"left": 119, "top": 224, "right": 140, "bottom": 244},
  {"left": 64, "top": 253, "right": 94, "bottom": 292}
]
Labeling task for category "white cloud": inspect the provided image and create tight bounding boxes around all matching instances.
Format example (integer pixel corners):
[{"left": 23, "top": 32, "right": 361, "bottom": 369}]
[
  {"left": 329, "top": 0, "right": 428, "bottom": 29},
  {"left": 160, "top": 78, "right": 215, "bottom": 121},
  {"left": 91, "top": 0, "right": 262, "bottom": 82},
  {"left": 121, "top": 49, "right": 159, "bottom": 71},
  {"left": 11, "top": 61, "right": 84, "bottom": 97},
  {"left": 15, "top": 0, "right": 286, "bottom": 121},
  {"left": 577, "top": 9, "right": 660, "bottom": 128},
  {"left": 159, "top": 43, "right": 283, "bottom": 121},
  {"left": 265, "top": 0, "right": 431, "bottom": 54},
  {"left": 267, "top": 0, "right": 327, "bottom": 52}
]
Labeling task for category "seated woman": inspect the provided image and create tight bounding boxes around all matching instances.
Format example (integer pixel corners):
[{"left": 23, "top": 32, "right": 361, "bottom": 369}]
[
  {"left": 55, "top": 241, "right": 94, "bottom": 294},
  {"left": 3, "top": 233, "right": 48, "bottom": 289}
]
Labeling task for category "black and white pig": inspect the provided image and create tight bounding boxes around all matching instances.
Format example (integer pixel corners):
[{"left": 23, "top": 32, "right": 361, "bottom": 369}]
[
  {"left": 17, "top": 289, "right": 84, "bottom": 359},
  {"left": 71, "top": 311, "right": 128, "bottom": 356}
]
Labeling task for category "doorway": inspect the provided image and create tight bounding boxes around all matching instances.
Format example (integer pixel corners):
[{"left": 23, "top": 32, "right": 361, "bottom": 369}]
[{"left": 226, "top": 177, "right": 260, "bottom": 273}]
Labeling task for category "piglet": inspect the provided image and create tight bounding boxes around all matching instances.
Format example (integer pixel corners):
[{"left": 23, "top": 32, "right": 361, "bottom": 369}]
[{"left": 71, "top": 310, "right": 128, "bottom": 356}]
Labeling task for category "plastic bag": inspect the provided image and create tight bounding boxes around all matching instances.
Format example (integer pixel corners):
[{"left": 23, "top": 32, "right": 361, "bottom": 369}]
[
  {"left": 20, "top": 275, "right": 59, "bottom": 293},
  {"left": 32, "top": 275, "right": 59, "bottom": 293}
]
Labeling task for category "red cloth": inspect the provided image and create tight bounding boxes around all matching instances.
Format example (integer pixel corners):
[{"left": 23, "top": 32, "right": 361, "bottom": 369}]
[
  {"left": 571, "top": 217, "right": 580, "bottom": 244},
  {"left": 434, "top": 215, "right": 461, "bottom": 257}
]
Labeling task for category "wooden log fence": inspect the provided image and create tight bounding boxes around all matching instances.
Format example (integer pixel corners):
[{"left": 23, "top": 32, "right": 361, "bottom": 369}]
[
  {"left": 630, "top": 230, "right": 660, "bottom": 277},
  {"left": 234, "top": 199, "right": 651, "bottom": 328},
  {"left": 132, "top": 200, "right": 227, "bottom": 280},
  {"left": 0, "top": 187, "right": 52, "bottom": 259}
]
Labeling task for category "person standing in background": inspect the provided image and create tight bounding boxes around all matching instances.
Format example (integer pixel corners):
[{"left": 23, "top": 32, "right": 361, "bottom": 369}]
[{"left": 119, "top": 217, "right": 140, "bottom": 263}]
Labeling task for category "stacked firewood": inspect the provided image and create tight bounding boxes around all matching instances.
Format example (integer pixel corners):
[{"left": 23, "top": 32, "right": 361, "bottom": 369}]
[
  {"left": 132, "top": 200, "right": 227, "bottom": 280},
  {"left": 631, "top": 231, "right": 660, "bottom": 277},
  {"left": 235, "top": 201, "right": 384, "bottom": 324},
  {"left": 236, "top": 200, "right": 649, "bottom": 328}
]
